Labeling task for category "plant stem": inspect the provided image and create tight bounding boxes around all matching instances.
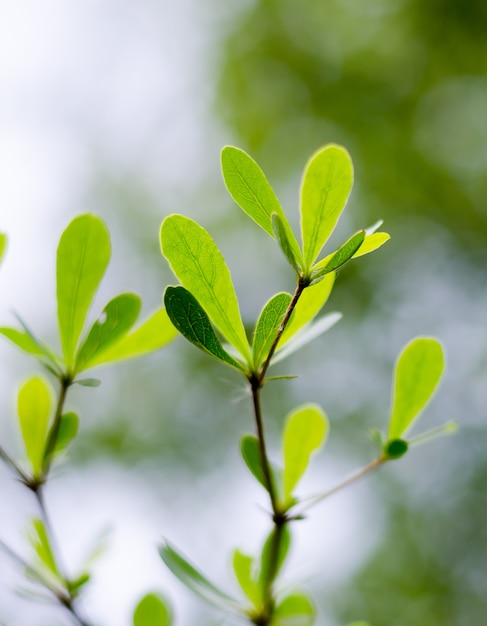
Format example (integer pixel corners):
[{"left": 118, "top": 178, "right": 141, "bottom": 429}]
[
  {"left": 41, "top": 374, "right": 71, "bottom": 480},
  {"left": 296, "top": 455, "right": 385, "bottom": 514}
]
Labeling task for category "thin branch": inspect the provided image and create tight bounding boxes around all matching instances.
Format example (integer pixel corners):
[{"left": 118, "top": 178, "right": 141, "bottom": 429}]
[{"left": 0, "top": 444, "right": 30, "bottom": 484}]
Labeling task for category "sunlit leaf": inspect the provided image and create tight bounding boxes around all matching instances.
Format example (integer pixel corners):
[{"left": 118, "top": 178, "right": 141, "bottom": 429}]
[
  {"left": 259, "top": 526, "right": 291, "bottom": 591},
  {"left": 353, "top": 232, "right": 389, "bottom": 258},
  {"left": 280, "top": 273, "right": 335, "bottom": 345},
  {"left": 310, "top": 231, "right": 365, "bottom": 281},
  {"left": 164, "top": 286, "right": 244, "bottom": 371},
  {"left": 17, "top": 376, "right": 53, "bottom": 476},
  {"left": 159, "top": 542, "right": 240, "bottom": 611},
  {"left": 28, "top": 519, "right": 61, "bottom": 581},
  {"left": 0, "top": 316, "right": 62, "bottom": 371},
  {"left": 233, "top": 550, "right": 260, "bottom": 607},
  {"left": 0, "top": 232, "right": 7, "bottom": 265},
  {"left": 272, "top": 313, "right": 342, "bottom": 366},
  {"left": 283, "top": 404, "right": 328, "bottom": 501},
  {"left": 53, "top": 412, "right": 79, "bottom": 455},
  {"left": 271, "top": 214, "right": 303, "bottom": 271},
  {"left": 253, "top": 292, "right": 292, "bottom": 368},
  {"left": 133, "top": 592, "right": 172, "bottom": 626},
  {"left": 300, "top": 145, "right": 354, "bottom": 270},
  {"left": 273, "top": 592, "right": 315, "bottom": 625},
  {"left": 87, "top": 308, "right": 177, "bottom": 367},
  {"left": 75, "top": 294, "right": 141, "bottom": 372},
  {"left": 388, "top": 338, "right": 445, "bottom": 440},
  {"left": 160, "top": 215, "right": 250, "bottom": 361},
  {"left": 56, "top": 215, "right": 111, "bottom": 367}
]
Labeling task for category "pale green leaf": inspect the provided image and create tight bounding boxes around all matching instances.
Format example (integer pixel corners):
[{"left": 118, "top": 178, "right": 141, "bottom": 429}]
[
  {"left": 74, "top": 378, "right": 101, "bottom": 387},
  {"left": 232, "top": 550, "right": 260, "bottom": 607},
  {"left": 253, "top": 292, "right": 292, "bottom": 368},
  {"left": 57, "top": 214, "right": 111, "bottom": 367},
  {"left": 75, "top": 293, "right": 141, "bottom": 372},
  {"left": 164, "top": 286, "right": 244, "bottom": 371},
  {"left": 272, "top": 214, "right": 303, "bottom": 272},
  {"left": 353, "top": 232, "right": 390, "bottom": 258},
  {"left": 17, "top": 376, "right": 53, "bottom": 476},
  {"left": 87, "top": 307, "right": 177, "bottom": 367},
  {"left": 0, "top": 317, "right": 62, "bottom": 371},
  {"left": 159, "top": 542, "right": 240, "bottom": 612},
  {"left": 300, "top": 145, "right": 354, "bottom": 269},
  {"left": 283, "top": 404, "right": 328, "bottom": 501},
  {"left": 0, "top": 232, "right": 7, "bottom": 265},
  {"left": 388, "top": 338, "right": 445, "bottom": 440},
  {"left": 272, "top": 313, "right": 342, "bottom": 366},
  {"left": 29, "top": 519, "right": 60, "bottom": 580},
  {"left": 53, "top": 412, "right": 79, "bottom": 455},
  {"left": 273, "top": 592, "right": 315, "bottom": 625},
  {"left": 160, "top": 215, "right": 250, "bottom": 361},
  {"left": 133, "top": 593, "right": 172, "bottom": 626},
  {"left": 280, "top": 273, "right": 335, "bottom": 345}
]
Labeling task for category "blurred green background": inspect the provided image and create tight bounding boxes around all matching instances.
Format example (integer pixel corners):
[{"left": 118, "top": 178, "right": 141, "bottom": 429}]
[{"left": 1, "top": 1, "right": 486, "bottom": 624}]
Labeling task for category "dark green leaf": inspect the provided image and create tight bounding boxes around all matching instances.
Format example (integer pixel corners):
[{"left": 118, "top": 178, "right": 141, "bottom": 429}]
[
  {"left": 241, "top": 435, "right": 267, "bottom": 490},
  {"left": 259, "top": 526, "right": 291, "bottom": 591},
  {"left": 53, "top": 412, "right": 79, "bottom": 455},
  {"left": 164, "top": 286, "right": 244, "bottom": 371},
  {"left": 75, "top": 293, "right": 141, "bottom": 372},
  {"left": 383, "top": 439, "right": 409, "bottom": 459},
  {"left": 253, "top": 292, "right": 292, "bottom": 368},
  {"left": 57, "top": 214, "right": 111, "bottom": 367},
  {"left": 159, "top": 542, "right": 240, "bottom": 611},
  {"left": 133, "top": 592, "right": 172, "bottom": 626}
]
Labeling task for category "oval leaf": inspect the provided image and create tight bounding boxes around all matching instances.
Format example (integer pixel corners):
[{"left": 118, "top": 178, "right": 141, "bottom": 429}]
[
  {"left": 253, "top": 292, "right": 292, "bottom": 368},
  {"left": 259, "top": 526, "right": 291, "bottom": 591},
  {"left": 57, "top": 215, "right": 111, "bottom": 367},
  {"left": 75, "top": 294, "right": 141, "bottom": 372},
  {"left": 164, "top": 286, "right": 244, "bottom": 370},
  {"left": 274, "top": 592, "right": 315, "bottom": 625},
  {"left": 160, "top": 215, "right": 250, "bottom": 361},
  {"left": 300, "top": 145, "right": 354, "bottom": 270},
  {"left": 53, "top": 412, "right": 79, "bottom": 455},
  {"left": 28, "top": 519, "right": 60, "bottom": 580},
  {"left": 87, "top": 307, "right": 177, "bottom": 367},
  {"left": 233, "top": 550, "right": 260, "bottom": 607},
  {"left": 241, "top": 435, "right": 269, "bottom": 492},
  {"left": 388, "top": 338, "right": 445, "bottom": 440},
  {"left": 17, "top": 376, "right": 53, "bottom": 476},
  {"left": 133, "top": 593, "right": 172, "bottom": 626},
  {"left": 283, "top": 404, "right": 328, "bottom": 501}
]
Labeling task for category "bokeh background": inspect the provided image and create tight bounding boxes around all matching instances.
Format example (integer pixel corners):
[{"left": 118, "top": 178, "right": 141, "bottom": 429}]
[{"left": 1, "top": 1, "right": 486, "bottom": 624}]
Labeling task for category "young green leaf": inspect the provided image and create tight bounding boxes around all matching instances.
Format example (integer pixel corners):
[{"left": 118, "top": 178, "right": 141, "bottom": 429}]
[
  {"left": 283, "top": 404, "right": 328, "bottom": 502},
  {"left": 273, "top": 592, "right": 315, "bottom": 625},
  {"left": 57, "top": 214, "right": 111, "bottom": 368},
  {"left": 53, "top": 412, "right": 79, "bottom": 455},
  {"left": 133, "top": 593, "right": 172, "bottom": 626},
  {"left": 17, "top": 376, "right": 53, "bottom": 476},
  {"left": 0, "top": 327, "right": 52, "bottom": 360},
  {"left": 388, "top": 338, "right": 445, "bottom": 440},
  {"left": 300, "top": 145, "right": 354, "bottom": 270},
  {"left": 159, "top": 542, "right": 240, "bottom": 612},
  {"left": 164, "top": 286, "right": 245, "bottom": 371},
  {"left": 259, "top": 526, "right": 291, "bottom": 591},
  {"left": 0, "top": 232, "right": 7, "bottom": 265},
  {"left": 253, "top": 292, "right": 292, "bottom": 368},
  {"left": 271, "top": 213, "right": 303, "bottom": 272},
  {"left": 28, "top": 519, "right": 61, "bottom": 581},
  {"left": 160, "top": 215, "right": 250, "bottom": 361},
  {"left": 352, "top": 232, "right": 389, "bottom": 258},
  {"left": 280, "top": 273, "right": 335, "bottom": 345},
  {"left": 67, "top": 573, "right": 91, "bottom": 595},
  {"left": 241, "top": 435, "right": 269, "bottom": 491},
  {"left": 233, "top": 550, "right": 260, "bottom": 607},
  {"left": 310, "top": 230, "right": 365, "bottom": 281},
  {"left": 74, "top": 294, "right": 141, "bottom": 372},
  {"left": 87, "top": 307, "right": 177, "bottom": 367}
]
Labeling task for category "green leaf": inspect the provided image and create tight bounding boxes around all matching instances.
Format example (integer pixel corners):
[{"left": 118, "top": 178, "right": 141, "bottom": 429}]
[
  {"left": 75, "top": 294, "right": 141, "bottom": 373},
  {"left": 259, "top": 526, "right": 291, "bottom": 591},
  {"left": 300, "top": 145, "right": 354, "bottom": 270},
  {"left": 164, "top": 286, "right": 244, "bottom": 371},
  {"left": 28, "top": 519, "right": 61, "bottom": 581},
  {"left": 311, "top": 230, "right": 365, "bottom": 280},
  {"left": 240, "top": 435, "right": 280, "bottom": 495},
  {"left": 271, "top": 213, "right": 303, "bottom": 271},
  {"left": 53, "top": 412, "right": 79, "bottom": 455},
  {"left": 87, "top": 307, "right": 177, "bottom": 367},
  {"left": 67, "top": 573, "right": 91, "bottom": 595},
  {"left": 17, "top": 376, "right": 53, "bottom": 476},
  {"left": 221, "top": 147, "right": 299, "bottom": 254},
  {"left": 74, "top": 378, "right": 101, "bottom": 387},
  {"left": 280, "top": 273, "right": 335, "bottom": 345},
  {"left": 272, "top": 313, "right": 342, "bottom": 366},
  {"left": 388, "top": 338, "right": 445, "bottom": 440},
  {"left": 253, "top": 292, "right": 292, "bottom": 368},
  {"left": 273, "top": 592, "right": 315, "bottom": 625},
  {"left": 133, "top": 593, "right": 172, "bottom": 626},
  {"left": 383, "top": 438, "right": 409, "bottom": 460},
  {"left": 232, "top": 550, "right": 260, "bottom": 607},
  {"left": 283, "top": 404, "right": 328, "bottom": 501},
  {"left": 160, "top": 215, "right": 250, "bottom": 361},
  {"left": 0, "top": 232, "right": 7, "bottom": 265},
  {"left": 353, "top": 232, "right": 389, "bottom": 258},
  {"left": 0, "top": 316, "right": 62, "bottom": 371},
  {"left": 56, "top": 214, "right": 111, "bottom": 368},
  {"left": 159, "top": 542, "right": 240, "bottom": 612}
]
